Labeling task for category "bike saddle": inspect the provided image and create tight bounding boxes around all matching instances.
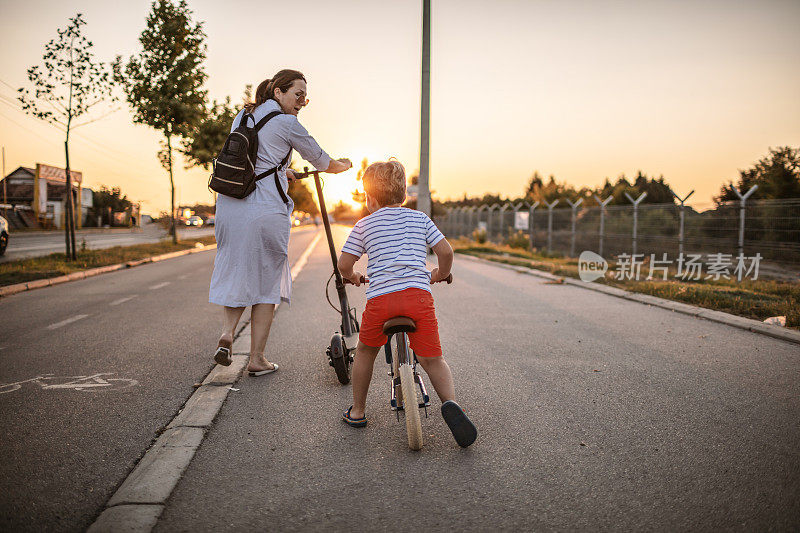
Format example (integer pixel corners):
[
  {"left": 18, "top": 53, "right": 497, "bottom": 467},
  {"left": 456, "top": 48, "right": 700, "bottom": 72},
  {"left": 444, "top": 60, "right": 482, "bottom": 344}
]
[{"left": 382, "top": 316, "right": 417, "bottom": 335}]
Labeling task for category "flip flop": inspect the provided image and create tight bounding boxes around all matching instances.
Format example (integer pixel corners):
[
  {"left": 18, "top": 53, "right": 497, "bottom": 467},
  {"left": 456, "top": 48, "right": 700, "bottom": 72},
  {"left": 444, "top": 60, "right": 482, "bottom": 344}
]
[
  {"left": 249, "top": 363, "right": 278, "bottom": 377},
  {"left": 441, "top": 400, "right": 477, "bottom": 448},
  {"left": 342, "top": 406, "right": 367, "bottom": 428},
  {"left": 214, "top": 338, "right": 233, "bottom": 366}
]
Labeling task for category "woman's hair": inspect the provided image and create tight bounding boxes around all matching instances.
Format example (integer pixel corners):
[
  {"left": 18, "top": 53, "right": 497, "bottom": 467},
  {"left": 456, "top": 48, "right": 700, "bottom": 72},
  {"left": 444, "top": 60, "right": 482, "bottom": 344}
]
[
  {"left": 245, "top": 69, "right": 306, "bottom": 113},
  {"left": 363, "top": 160, "right": 407, "bottom": 207}
]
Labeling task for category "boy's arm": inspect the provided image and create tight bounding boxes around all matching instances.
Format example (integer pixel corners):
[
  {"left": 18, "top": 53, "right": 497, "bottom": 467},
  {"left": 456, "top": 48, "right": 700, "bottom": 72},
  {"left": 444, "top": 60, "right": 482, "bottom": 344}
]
[
  {"left": 337, "top": 252, "right": 365, "bottom": 286},
  {"left": 430, "top": 238, "right": 454, "bottom": 283}
]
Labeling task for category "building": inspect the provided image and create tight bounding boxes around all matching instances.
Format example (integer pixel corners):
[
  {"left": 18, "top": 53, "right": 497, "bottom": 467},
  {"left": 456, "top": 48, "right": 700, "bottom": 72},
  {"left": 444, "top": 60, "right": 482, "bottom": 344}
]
[{"left": 1, "top": 163, "right": 87, "bottom": 229}]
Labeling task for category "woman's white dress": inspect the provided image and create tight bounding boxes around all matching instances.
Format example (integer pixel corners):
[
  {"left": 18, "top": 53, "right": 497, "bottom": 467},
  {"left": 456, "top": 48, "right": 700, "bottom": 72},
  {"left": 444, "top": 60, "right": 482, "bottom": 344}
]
[{"left": 209, "top": 100, "right": 331, "bottom": 307}]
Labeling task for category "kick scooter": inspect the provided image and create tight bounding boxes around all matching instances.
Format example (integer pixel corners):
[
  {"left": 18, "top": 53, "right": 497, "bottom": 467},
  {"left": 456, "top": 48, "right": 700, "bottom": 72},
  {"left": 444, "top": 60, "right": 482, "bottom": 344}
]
[{"left": 294, "top": 167, "right": 359, "bottom": 385}]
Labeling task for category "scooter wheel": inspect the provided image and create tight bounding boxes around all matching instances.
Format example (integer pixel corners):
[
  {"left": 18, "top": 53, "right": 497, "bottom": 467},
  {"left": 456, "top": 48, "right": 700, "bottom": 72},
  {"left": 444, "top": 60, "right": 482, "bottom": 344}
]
[{"left": 330, "top": 333, "right": 351, "bottom": 385}]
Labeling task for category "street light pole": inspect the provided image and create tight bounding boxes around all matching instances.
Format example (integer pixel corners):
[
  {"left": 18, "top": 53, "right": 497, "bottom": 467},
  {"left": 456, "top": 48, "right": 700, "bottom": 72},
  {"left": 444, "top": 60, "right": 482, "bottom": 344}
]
[{"left": 417, "top": 0, "right": 432, "bottom": 217}]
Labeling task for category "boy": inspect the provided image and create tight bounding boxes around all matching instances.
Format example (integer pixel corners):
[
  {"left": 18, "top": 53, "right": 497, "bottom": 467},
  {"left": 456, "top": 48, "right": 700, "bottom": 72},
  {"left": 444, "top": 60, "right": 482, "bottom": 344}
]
[{"left": 337, "top": 160, "right": 477, "bottom": 448}]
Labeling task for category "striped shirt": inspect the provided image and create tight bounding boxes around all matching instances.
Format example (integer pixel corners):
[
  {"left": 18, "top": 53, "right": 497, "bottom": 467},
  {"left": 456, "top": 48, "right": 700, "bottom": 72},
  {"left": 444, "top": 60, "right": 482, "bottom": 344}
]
[{"left": 341, "top": 207, "right": 445, "bottom": 300}]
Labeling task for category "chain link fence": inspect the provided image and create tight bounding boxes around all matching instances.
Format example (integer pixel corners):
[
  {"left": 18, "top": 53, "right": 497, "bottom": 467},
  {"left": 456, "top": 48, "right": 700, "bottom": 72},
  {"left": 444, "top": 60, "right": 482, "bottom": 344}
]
[{"left": 435, "top": 198, "right": 800, "bottom": 266}]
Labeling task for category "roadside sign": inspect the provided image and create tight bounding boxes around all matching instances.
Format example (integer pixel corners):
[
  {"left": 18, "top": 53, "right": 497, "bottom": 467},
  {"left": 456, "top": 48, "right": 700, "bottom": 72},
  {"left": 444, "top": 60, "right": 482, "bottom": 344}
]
[{"left": 514, "top": 212, "right": 529, "bottom": 230}]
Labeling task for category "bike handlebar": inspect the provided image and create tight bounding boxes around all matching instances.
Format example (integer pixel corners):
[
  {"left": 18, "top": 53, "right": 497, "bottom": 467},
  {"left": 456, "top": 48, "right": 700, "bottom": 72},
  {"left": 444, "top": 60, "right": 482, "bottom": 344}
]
[{"left": 343, "top": 273, "right": 453, "bottom": 285}]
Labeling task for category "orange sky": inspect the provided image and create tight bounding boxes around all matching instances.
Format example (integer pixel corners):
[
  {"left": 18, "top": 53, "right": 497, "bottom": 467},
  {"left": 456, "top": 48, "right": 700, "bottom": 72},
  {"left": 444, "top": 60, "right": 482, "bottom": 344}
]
[{"left": 1, "top": 0, "right": 798, "bottom": 214}]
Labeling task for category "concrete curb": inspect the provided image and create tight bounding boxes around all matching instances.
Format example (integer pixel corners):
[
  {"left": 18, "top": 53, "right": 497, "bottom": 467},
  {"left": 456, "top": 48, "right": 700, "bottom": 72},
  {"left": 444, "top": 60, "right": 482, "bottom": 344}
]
[
  {"left": 87, "top": 228, "right": 321, "bottom": 532},
  {"left": 87, "top": 321, "right": 251, "bottom": 532},
  {"left": 0, "top": 243, "right": 217, "bottom": 298},
  {"left": 457, "top": 253, "right": 800, "bottom": 346}
]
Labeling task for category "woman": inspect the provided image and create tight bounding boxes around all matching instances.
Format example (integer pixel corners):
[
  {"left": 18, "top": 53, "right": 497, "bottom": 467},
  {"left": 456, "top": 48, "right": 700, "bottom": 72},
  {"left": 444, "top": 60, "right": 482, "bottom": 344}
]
[{"left": 209, "top": 69, "right": 351, "bottom": 375}]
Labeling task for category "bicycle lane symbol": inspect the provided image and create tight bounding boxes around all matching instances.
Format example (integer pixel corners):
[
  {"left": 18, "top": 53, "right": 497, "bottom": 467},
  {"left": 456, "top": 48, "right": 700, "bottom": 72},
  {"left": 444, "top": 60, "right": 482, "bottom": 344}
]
[{"left": 0, "top": 373, "right": 139, "bottom": 394}]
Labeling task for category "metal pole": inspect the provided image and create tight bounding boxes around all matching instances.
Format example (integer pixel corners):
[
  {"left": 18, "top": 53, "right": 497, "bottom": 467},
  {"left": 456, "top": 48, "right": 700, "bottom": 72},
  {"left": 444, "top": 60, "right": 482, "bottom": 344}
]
[
  {"left": 624, "top": 192, "right": 647, "bottom": 256},
  {"left": 499, "top": 203, "right": 509, "bottom": 241},
  {"left": 545, "top": 200, "right": 559, "bottom": 253},
  {"left": 417, "top": 0, "right": 431, "bottom": 217},
  {"left": 2, "top": 146, "right": 6, "bottom": 220},
  {"left": 567, "top": 198, "right": 583, "bottom": 257},
  {"left": 593, "top": 195, "right": 613, "bottom": 257},
  {"left": 671, "top": 190, "right": 694, "bottom": 258},
  {"left": 528, "top": 201, "right": 539, "bottom": 250},
  {"left": 732, "top": 185, "right": 758, "bottom": 258}
]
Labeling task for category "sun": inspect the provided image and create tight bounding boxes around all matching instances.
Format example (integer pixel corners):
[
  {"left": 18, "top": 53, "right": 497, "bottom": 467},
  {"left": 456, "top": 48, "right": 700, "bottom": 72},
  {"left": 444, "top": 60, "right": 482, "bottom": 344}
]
[{"left": 308, "top": 167, "right": 363, "bottom": 210}]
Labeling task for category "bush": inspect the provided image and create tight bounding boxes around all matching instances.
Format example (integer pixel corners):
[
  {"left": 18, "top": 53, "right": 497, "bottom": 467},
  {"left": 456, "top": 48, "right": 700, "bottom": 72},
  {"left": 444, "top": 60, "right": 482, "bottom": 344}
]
[
  {"left": 505, "top": 229, "right": 530, "bottom": 250},
  {"left": 472, "top": 228, "right": 487, "bottom": 243}
]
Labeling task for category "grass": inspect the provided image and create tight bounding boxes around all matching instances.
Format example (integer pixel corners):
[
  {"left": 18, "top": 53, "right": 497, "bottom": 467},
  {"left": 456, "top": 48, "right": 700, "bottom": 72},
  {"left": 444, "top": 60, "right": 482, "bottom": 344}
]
[
  {"left": 0, "top": 236, "right": 216, "bottom": 288},
  {"left": 452, "top": 238, "right": 800, "bottom": 328}
]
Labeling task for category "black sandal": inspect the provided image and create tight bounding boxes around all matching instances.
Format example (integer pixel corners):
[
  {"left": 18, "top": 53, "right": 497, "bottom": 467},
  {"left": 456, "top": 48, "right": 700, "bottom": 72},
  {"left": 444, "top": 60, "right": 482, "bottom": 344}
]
[{"left": 441, "top": 400, "right": 477, "bottom": 448}]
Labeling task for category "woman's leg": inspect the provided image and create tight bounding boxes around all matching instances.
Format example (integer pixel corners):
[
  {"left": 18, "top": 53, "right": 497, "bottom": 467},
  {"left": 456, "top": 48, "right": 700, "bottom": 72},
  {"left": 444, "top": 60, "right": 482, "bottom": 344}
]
[
  {"left": 221, "top": 306, "right": 246, "bottom": 343},
  {"left": 248, "top": 303, "right": 277, "bottom": 371}
]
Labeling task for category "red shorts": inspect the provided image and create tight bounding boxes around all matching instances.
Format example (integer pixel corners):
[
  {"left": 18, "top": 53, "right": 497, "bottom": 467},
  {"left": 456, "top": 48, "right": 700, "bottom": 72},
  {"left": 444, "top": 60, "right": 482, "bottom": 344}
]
[{"left": 359, "top": 288, "right": 442, "bottom": 357}]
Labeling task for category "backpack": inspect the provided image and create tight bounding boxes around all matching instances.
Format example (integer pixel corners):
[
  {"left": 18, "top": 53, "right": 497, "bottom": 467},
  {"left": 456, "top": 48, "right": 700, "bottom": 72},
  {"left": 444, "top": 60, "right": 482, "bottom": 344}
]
[{"left": 209, "top": 110, "right": 292, "bottom": 201}]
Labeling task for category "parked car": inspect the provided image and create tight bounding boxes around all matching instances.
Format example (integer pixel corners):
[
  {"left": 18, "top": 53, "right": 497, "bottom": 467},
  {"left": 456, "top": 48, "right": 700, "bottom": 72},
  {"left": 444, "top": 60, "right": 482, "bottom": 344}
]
[
  {"left": 0, "top": 215, "right": 8, "bottom": 256},
  {"left": 204, "top": 215, "right": 215, "bottom": 226},
  {"left": 186, "top": 215, "right": 203, "bottom": 227}
]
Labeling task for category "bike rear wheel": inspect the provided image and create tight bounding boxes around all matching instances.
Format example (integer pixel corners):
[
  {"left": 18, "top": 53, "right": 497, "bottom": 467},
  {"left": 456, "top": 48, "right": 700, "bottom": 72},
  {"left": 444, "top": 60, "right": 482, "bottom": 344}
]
[{"left": 395, "top": 335, "right": 422, "bottom": 450}]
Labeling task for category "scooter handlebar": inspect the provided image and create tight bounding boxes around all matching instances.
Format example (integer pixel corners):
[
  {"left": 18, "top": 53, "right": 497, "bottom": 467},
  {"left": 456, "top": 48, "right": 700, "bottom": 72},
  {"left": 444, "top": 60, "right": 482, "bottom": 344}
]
[{"left": 343, "top": 275, "right": 367, "bottom": 285}]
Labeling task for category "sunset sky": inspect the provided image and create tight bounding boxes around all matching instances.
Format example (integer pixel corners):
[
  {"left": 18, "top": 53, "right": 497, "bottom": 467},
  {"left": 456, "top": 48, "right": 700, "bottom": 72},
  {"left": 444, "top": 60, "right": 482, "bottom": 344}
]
[{"left": 0, "top": 0, "right": 798, "bottom": 214}]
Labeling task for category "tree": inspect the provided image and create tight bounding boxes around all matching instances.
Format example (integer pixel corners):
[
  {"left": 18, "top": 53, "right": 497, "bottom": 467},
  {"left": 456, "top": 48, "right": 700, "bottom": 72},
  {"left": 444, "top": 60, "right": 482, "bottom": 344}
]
[
  {"left": 90, "top": 186, "right": 132, "bottom": 226},
  {"left": 182, "top": 97, "right": 237, "bottom": 171},
  {"left": 715, "top": 146, "right": 800, "bottom": 204},
  {"left": 18, "top": 13, "right": 116, "bottom": 259},
  {"left": 115, "top": 0, "right": 207, "bottom": 243}
]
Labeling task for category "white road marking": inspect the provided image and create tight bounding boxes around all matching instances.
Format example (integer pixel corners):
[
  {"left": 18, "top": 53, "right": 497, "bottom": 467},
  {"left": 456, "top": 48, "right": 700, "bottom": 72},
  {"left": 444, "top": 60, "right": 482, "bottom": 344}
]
[
  {"left": 46, "top": 314, "right": 89, "bottom": 330},
  {"left": 291, "top": 231, "right": 323, "bottom": 279},
  {"left": 150, "top": 281, "right": 170, "bottom": 290},
  {"left": 110, "top": 295, "right": 138, "bottom": 306}
]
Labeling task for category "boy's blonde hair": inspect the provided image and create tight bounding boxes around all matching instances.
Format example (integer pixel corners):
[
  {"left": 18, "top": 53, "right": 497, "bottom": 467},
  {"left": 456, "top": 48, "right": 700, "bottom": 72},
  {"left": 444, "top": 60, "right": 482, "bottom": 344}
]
[{"left": 362, "top": 160, "right": 406, "bottom": 207}]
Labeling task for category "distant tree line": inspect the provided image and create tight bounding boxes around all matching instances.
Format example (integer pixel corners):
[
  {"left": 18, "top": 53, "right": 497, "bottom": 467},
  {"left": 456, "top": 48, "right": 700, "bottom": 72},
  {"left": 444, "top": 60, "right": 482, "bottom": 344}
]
[{"left": 438, "top": 146, "right": 800, "bottom": 209}]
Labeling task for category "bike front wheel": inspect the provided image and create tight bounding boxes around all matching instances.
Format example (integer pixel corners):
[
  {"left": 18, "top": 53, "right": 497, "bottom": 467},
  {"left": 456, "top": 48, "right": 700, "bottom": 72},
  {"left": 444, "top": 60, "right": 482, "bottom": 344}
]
[{"left": 329, "top": 334, "right": 351, "bottom": 385}]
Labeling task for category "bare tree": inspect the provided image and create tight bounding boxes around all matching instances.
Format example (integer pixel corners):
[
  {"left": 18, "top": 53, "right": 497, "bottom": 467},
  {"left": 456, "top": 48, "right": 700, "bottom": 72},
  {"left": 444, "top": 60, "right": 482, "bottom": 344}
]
[{"left": 18, "top": 13, "right": 116, "bottom": 260}]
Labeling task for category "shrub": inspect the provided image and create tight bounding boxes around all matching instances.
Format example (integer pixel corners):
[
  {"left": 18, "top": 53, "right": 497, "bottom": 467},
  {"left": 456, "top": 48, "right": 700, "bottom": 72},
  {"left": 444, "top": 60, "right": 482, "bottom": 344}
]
[
  {"left": 505, "top": 229, "right": 530, "bottom": 250},
  {"left": 472, "top": 228, "right": 487, "bottom": 244}
]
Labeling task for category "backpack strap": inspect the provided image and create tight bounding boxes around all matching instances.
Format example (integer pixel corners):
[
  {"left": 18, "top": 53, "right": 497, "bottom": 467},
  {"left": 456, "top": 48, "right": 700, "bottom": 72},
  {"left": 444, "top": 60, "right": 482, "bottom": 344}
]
[
  {"left": 255, "top": 147, "right": 294, "bottom": 204},
  {"left": 254, "top": 110, "right": 282, "bottom": 132}
]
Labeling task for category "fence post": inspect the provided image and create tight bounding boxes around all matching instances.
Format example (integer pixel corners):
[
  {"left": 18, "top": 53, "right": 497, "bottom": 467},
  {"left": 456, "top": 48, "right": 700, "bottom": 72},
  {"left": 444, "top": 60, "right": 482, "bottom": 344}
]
[
  {"left": 593, "top": 194, "right": 613, "bottom": 257},
  {"left": 566, "top": 198, "right": 583, "bottom": 257},
  {"left": 528, "top": 201, "right": 539, "bottom": 250},
  {"left": 624, "top": 192, "right": 647, "bottom": 256},
  {"left": 469, "top": 206, "right": 477, "bottom": 237},
  {"left": 545, "top": 199, "right": 559, "bottom": 253},
  {"left": 671, "top": 189, "right": 694, "bottom": 258},
  {"left": 499, "top": 203, "right": 510, "bottom": 242},
  {"left": 732, "top": 185, "right": 758, "bottom": 257}
]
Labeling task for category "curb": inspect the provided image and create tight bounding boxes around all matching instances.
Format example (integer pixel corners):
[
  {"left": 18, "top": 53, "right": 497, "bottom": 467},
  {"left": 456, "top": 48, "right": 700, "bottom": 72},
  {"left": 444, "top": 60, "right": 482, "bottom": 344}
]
[
  {"left": 0, "top": 243, "right": 217, "bottom": 298},
  {"left": 86, "top": 228, "right": 321, "bottom": 532},
  {"left": 457, "top": 253, "right": 800, "bottom": 346},
  {"left": 87, "top": 321, "right": 252, "bottom": 533}
]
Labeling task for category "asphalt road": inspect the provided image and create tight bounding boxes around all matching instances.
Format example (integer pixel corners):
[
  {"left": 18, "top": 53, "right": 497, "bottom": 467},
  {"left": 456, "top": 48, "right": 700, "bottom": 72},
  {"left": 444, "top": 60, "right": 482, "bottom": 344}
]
[
  {"left": 151, "top": 226, "right": 798, "bottom": 531},
  {"left": 1, "top": 225, "right": 216, "bottom": 263},
  {"left": 1, "top": 224, "right": 798, "bottom": 531},
  {"left": 0, "top": 225, "right": 319, "bottom": 532}
]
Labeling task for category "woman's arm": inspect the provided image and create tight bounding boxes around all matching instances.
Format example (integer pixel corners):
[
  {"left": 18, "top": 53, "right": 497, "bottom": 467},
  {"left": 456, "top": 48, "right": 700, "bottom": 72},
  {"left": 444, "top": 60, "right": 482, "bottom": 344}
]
[{"left": 325, "top": 158, "right": 352, "bottom": 174}]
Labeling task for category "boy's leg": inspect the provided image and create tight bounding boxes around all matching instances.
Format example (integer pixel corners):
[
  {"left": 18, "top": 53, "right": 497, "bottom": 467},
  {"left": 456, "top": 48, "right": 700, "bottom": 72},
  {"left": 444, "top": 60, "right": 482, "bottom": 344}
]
[
  {"left": 416, "top": 356, "right": 455, "bottom": 403},
  {"left": 350, "top": 341, "right": 381, "bottom": 419}
]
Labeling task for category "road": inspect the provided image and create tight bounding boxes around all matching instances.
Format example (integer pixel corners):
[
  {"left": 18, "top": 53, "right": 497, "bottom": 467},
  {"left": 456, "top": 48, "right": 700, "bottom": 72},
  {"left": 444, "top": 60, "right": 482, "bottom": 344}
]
[
  {"left": 1, "top": 224, "right": 216, "bottom": 263},
  {"left": 1, "top": 224, "right": 798, "bottom": 531},
  {"left": 0, "top": 226, "right": 318, "bottom": 532}
]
